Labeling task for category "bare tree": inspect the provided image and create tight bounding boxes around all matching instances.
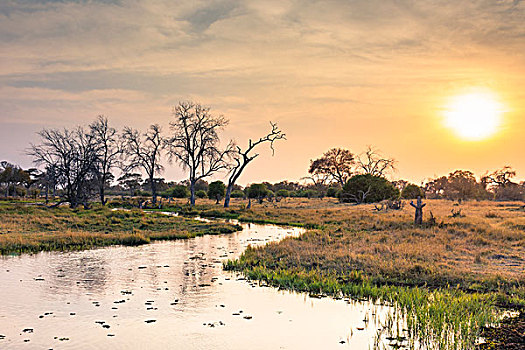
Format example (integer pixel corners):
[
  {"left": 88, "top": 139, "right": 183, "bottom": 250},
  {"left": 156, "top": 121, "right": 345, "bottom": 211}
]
[
  {"left": 165, "top": 101, "right": 233, "bottom": 206},
  {"left": 28, "top": 127, "right": 99, "bottom": 208},
  {"left": 224, "top": 122, "right": 285, "bottom": 207},
  {"left": 122, "top": 124, "right": 164, "bottom": 205},
  {"left": 356, "top": 146, "right": 395, "bottom": 177},
  {"left": 308, "top": 148, "right": 355, "bottom": 187},
  {"left": 90, "top": 116, "right": 123, "bottom": 205},
  {"left": 482, "top": 166, "right": 516, "bottom": 189}
]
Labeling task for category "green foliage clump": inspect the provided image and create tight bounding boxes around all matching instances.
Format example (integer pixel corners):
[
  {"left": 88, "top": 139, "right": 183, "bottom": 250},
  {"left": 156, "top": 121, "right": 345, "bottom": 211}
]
[
  {"left": 341, "top": 174, "right": 399, "bottom": 203},
  {"left": 231, "top": 190, "right": 245, "bottom": 198},
  {"left": 167, "top": 185, "right": 190, "bottom": 198},
  {"left": 196, "top": 190, "right": 207, "bottom": 198},
  {"left": 276, "top": 189, "right": 290, "bottom": 198},
  {"left": 208, "top": 181, "right": 226, "bottom": 203},
  {"left": 401, "top": 183, "right": 425, "bottom": 199}
]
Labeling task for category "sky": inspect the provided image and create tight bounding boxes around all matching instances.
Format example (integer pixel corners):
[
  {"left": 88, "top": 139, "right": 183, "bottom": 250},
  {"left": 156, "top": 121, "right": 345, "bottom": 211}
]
[{"left": 0, "top": 0, "right": 524, "bottom": 186}]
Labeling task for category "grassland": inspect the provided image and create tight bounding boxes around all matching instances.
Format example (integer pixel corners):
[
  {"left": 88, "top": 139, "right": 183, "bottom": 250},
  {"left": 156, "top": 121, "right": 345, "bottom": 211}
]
[
  {"left": 1, "top": 197, "right": 523, "bottom": 348},
  {"left": 0, "top": 202, "right": 241, "bottom": 254},
  {"left": 170, "top": 197, "right": 524, "bottom": 350}
]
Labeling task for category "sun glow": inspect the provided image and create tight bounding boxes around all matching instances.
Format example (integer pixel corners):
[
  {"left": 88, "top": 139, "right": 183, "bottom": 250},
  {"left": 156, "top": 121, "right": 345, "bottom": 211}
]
[{"left": 444, "top": 92, "right": 504, "bottom": 140}]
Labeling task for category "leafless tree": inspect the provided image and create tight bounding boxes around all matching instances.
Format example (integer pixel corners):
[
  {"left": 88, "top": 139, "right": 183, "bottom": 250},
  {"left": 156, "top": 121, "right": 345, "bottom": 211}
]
[
  {"left": 90, "top": 116, "right": 123, "bottom": 205},
  {"left": 223, "top": 122, "right": 285, "bottom": 207},
  {"left": 308, "top": 148, "right": 355, "bottom": 187},
  {"left": 356, "top": 146, "right": 395, "bottom": 177},
  {"left": 165, "top": 101, "right": 233, "bottom": 206},
  {"left": 122, "top": 124, "right": 164, "bottom": 204},
  {"left": 28, "top": 127, "right": 99, "bottom": 208}
]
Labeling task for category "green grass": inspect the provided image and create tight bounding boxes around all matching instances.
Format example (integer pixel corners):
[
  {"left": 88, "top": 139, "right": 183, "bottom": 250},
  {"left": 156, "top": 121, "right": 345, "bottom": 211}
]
[{"left": 0, "top": 202, "right": 241, "bottom": 255}]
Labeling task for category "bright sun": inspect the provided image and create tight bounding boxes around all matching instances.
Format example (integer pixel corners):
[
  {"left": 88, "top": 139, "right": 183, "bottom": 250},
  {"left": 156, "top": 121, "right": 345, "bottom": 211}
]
[{"left": 444, "top": 92, "right": 504, "bottom": 140}]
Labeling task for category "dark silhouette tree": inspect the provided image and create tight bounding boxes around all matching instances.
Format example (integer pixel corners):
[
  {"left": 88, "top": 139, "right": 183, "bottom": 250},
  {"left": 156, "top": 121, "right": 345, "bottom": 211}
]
[
  {"left": 28, "top": 127, "right": 99, "bottom": 208},
  {"left": 90, "top": 116, "right": 123, "bottom": 205},
  {"left": 356, "top": 146, "right": 395, "bottom": 177},
  {"left": 308, "top": 148, "right": 354, "bottom": 188},
  {"left": 165, "top": 101, "right": 233, "bottom": 206},
  {"left": 224, "top": 122, "right": 285, "bottom": 207},
  {"left": 122, "top": 124, "right": 164, "bottom": 205}
]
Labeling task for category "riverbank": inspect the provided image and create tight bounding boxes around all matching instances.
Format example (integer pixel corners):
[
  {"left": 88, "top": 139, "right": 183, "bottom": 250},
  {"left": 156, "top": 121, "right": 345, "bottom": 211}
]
[
  {"left": 211, "top": 198, "right": 524, "bottom": 349},
  {"left": 0, "top": 203, "right": 241, "bottom": 255}
]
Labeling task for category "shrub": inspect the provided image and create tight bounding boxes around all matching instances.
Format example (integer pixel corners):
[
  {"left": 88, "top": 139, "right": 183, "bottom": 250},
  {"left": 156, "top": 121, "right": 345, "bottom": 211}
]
[
  {"left": 276, "top": 189, "right": 290, "bottom": 198},
  {"left": 341, "top": 174, "right": 399, "bottom": 203},
  {"left": 165, "top": 185, "right": 189, "bottom": 198},
  {"left": 326, "top": 187, "right": 340, "bottom": 198},
  {"left": 231, "top": 190, "right": 245, "bottom": 198},
  {"left": 208, "top": 181, "right": 226, "bottom": 203},
  {"left": 196, "top": 190, "right": 207, "bottom": 198},
  {"left": 401, "top": 183, "right": 425, "bottom": 199}
]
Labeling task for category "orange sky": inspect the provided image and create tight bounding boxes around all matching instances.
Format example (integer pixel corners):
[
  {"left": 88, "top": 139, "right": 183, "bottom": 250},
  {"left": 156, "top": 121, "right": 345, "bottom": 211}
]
[{"left": 0, "top": 0, "right": 524, "bottom": 185}]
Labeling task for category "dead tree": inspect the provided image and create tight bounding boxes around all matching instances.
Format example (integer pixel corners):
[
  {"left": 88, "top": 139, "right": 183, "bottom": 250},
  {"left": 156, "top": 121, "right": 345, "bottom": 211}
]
[
  {"left": 90, "top": 116, "right": 123, "bottom": 205},
  {"left": 224, "top": 122, "right": 285, "bottom": 208},
  {"left": 357, "top": 146, "right": 396, "bottom": 177},
  {"left": 165, "top": 101, "right": 233, "bottom": 207},
  {"left": 410, "top": 196, "right": 426, "bottom": 225},
  {"left": 122, "top": 124, "right": 164, "bottom": 205}
]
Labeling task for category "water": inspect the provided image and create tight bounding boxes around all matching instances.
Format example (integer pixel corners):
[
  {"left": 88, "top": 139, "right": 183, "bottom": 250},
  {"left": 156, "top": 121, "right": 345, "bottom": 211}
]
[{"left": 0, "top": 220, "right": 393, "bottom": 349}]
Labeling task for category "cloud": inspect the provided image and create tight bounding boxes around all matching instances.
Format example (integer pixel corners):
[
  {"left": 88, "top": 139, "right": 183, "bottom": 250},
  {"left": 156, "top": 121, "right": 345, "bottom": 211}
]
[{"left": 1, "top": 0, "right": 525, "bottom": 182}]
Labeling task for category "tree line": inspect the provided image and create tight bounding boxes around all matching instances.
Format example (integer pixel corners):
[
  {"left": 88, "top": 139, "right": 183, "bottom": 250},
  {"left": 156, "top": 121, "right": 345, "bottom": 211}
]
[{"left": 12, "top": 101, "right": 285, "bottom": 208}]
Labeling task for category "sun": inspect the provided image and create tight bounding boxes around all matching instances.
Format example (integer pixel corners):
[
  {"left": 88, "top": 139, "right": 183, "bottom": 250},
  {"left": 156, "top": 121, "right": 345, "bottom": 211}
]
[{"left": 443, "top": 92, "right": 504, "bottom": 140}]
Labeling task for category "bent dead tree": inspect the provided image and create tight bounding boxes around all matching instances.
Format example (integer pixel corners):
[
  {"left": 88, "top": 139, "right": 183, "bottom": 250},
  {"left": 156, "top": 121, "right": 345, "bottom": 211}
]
[
  {"left": 410, "top": 196, "right": 426, "bottom": 225},
  {"left": 224, "top": 122, "right": 285, "bottom": 208}
]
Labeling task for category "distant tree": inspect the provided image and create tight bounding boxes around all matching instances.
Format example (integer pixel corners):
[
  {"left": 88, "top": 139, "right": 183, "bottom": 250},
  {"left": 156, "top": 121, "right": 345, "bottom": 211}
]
[
  {"left": 340, "top": 174, "right": 399, "bottom": 204},
  {"left": 90, "top": 116, "right": 123, "bottom": 205},
  {"left": 165, "top": 101, "right": 233, "bottom": 207},
  {"left": 482, "top": 166, "right": 516, "bottom": 190},
  {"left": 122, "top": 124, "right": 164, "bottom": 205},
  {"left": 208, "top": 181, "right": 226, "bottom": 204},
  {"left": 356, "top": 146, "right": 395, "bottom": 177},
  {"left": 224, "top": 122, "right": 285, "bottom": 207},
  {"left": 246, "top": 183, "right": 268, "bottom": 204},
  {"left": 446, "top": 170, "right": 486, "bottom": 200},
  {"left": 308, "top": 148, "right": 354, "bottom": 188},
  {"left": 401, "top": 183, "right": 425, "bottom": 199},
  {"left": 118, "top": 173, "right": 142, "bottom": 196},
  {"left": 28, "top": 127, "right": 99, "bottom": 208}
]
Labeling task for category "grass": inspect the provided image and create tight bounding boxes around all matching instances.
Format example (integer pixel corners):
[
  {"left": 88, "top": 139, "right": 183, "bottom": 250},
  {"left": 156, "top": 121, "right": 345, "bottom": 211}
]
[
  {"left": 208, "top": 197, "right": 524, "bottom": 350},
  {"left": 0, "top": 202, "right": 241, "bottom": 255},
  {"left": 2, "top": 197, "right": 523, "bottom": 348}
]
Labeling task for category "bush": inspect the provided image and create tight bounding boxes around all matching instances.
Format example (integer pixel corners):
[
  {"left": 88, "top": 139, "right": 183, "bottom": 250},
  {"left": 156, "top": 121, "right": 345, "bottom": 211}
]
[
  {"left": 341, "top": 174, "right": 399, "bottom": 203},
  {"left": 165, "top": 185, "right": 189, "bottom": 198},
  {"left": 196, "top": 190, "right": 207, "bottom": 198},
  {"left": 208, "top": 181, "right": 226, "bottom": 203},
  {"left": 231, "top": 190, "right": 245, "bottom": 198},
  {"left": 326, "top": 187, "right": 340, "bottom": 198},
  {"left": 276, "top": 189, "right": 290, "bottom": 198},
  {"left": 401, "top": 184, "right": 425, "bottom": 199}
]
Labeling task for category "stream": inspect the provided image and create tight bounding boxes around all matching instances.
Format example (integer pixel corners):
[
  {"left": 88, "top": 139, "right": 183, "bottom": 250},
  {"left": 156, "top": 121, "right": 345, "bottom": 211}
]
[{"left": 0, "top": 216, "right": 395, "bottom": 349}]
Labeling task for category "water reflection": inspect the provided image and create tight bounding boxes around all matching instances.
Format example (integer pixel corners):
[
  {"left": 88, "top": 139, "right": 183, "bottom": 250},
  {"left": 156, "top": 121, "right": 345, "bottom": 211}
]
[{"left": 0, "top": 221, "right": 393, "bottom": 349}]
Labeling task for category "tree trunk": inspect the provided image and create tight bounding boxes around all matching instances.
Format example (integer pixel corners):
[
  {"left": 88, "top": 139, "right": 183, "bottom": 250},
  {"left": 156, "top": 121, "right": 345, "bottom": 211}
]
[
  {"left": 45, "top": 183, "right": 49, "bottom": 204},
  {"left": 100, "top": 187, "right": 106, "bottom": 206},
  {"left": 410, "top": 196, "right": 426, "bottom": 225},
  {"left": 224, "top": 184, "right": 233, "bottom": 208},
  {"left": 190, "top": 180, "right": 196, "bottom": 206},
  {"left": 150, "top": 176, "right": 157, "bottom": 204}
]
